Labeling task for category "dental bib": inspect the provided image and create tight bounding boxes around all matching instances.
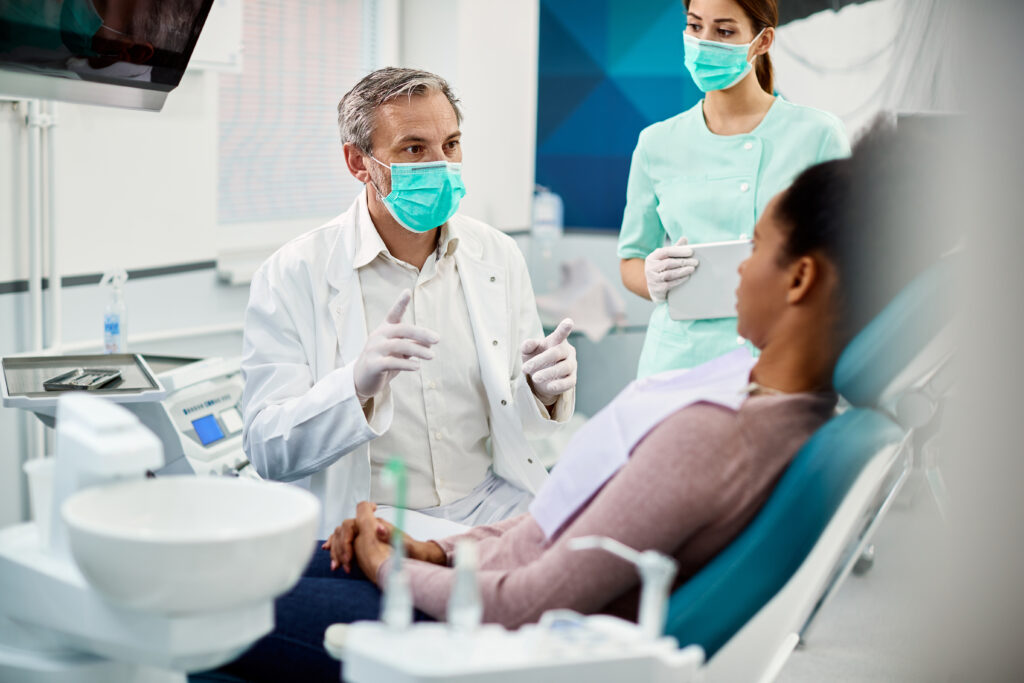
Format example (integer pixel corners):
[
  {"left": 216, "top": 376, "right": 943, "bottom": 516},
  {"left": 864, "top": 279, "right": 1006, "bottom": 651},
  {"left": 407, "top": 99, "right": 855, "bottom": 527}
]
[{"left": 529, "top": 349, "right": 756, "bottom": 538}]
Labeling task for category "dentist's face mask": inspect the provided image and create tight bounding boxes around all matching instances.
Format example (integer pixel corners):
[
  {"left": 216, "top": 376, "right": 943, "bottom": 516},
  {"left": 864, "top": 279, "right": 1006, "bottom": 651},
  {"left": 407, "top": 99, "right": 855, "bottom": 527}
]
[
  {"left": 683, "top": 28, "right": 766, "bottom": 93},
  {"left": 369, "top": 156, "right": 467, "bottom": 233}
]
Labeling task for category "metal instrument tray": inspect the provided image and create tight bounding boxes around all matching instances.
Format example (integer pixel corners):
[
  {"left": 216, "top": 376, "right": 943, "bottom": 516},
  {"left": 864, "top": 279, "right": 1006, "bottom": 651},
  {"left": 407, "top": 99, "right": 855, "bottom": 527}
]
[{"left": 1, "top": 353, "right": 166, "bottom": 417}]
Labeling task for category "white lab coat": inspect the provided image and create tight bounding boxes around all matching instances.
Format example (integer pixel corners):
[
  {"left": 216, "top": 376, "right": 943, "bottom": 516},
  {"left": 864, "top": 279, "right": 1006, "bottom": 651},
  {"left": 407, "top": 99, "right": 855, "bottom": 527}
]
[{"left": 241, "top": 192, "right": 574, "bottom": 536}]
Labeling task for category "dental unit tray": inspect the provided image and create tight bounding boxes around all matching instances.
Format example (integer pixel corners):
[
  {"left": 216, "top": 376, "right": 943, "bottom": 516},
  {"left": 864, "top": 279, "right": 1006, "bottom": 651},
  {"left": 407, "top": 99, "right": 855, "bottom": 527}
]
[
  {"left": 1, "top": 353, "right": 166, "bottom": 420},
  {"left": 42, "top": 368, "right": 122, "bottom": 392}
]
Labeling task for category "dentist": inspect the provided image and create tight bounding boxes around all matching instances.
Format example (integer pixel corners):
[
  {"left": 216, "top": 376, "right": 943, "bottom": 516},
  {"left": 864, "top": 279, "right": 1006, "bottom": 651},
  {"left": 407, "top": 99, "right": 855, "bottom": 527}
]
[{"left": 241, "top": 67, "right": 576, "bottom": 536}]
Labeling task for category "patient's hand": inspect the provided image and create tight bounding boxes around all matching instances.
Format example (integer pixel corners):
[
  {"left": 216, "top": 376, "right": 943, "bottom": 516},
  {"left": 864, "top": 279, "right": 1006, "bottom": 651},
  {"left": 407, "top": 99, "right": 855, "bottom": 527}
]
[
  {"left": 374, "top": 518, "right": 447, "bottom": 567},
  {"left": 323, "top": 502, "right": 446, "bottom": 576}
]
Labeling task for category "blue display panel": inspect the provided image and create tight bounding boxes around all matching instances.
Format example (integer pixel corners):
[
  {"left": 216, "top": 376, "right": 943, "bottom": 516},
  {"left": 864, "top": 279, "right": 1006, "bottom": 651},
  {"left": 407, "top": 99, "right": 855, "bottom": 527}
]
[{"left": 191, "top": 414, "right": 225, "bottom": 446}]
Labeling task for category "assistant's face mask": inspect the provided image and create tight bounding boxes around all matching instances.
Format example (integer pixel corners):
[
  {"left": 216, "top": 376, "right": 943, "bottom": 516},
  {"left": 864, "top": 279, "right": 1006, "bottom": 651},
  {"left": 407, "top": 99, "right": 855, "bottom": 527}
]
[
  {"left": 369, "top": 156, "right": 467, "bottom": 233},
  {"left": 683, "top": 28, "right": 765, "bottom": 93}
]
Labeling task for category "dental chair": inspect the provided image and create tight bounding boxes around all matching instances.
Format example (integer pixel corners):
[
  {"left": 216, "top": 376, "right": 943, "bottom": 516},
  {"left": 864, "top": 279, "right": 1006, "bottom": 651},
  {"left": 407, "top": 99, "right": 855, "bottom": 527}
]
[{"left": 663, "top": 262, "right": 952, "bottom": 683}]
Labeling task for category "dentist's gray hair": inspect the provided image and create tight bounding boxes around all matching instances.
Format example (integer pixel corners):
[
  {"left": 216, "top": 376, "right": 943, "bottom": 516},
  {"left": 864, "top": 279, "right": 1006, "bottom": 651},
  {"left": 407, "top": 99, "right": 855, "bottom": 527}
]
[{"left": 338, "top": 67, "right": 463, "bottom": 153}]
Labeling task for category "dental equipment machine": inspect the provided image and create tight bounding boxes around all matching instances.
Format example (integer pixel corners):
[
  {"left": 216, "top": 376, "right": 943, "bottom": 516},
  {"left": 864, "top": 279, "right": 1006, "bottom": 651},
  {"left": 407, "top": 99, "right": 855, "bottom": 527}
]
[
  {"left": 2, "top": 352, "right": 255, "bottom": 478},
  {"left": 0, "top": 392, "right": 320, "bottom": 682},
  {"left": 324, "top": 536, "right": 703, "bottom": 683}
]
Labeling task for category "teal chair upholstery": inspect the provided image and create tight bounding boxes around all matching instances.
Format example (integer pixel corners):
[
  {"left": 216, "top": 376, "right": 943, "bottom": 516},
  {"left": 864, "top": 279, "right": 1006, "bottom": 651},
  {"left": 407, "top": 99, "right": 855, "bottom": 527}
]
[
  {"left": 664, "top": 263, "right": 946, "bottom": 658},
  {"left": 663, "top": 408, "right": 902, "bottom": 658},
  {"left": 834, "top": 263, "right": 949, "bottom": 408}
]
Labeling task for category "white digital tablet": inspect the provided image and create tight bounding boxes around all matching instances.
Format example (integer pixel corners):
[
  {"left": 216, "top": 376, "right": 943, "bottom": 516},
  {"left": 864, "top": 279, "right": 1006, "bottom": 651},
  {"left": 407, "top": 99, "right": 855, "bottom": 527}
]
[{"left": 667, "top": 239, "right": 753, "bottom": 321}]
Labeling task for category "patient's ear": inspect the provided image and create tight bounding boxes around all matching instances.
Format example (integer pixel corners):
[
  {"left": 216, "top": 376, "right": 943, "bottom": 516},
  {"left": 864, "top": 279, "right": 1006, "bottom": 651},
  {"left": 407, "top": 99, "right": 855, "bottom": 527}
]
[{"left": 786, "top": 256, "right": 817, "bottom": 304}]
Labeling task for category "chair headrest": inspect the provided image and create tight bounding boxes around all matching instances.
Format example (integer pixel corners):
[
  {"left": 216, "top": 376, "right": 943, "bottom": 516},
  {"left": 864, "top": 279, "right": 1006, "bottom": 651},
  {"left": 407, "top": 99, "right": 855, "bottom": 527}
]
[
  {"left": 663, "top": 408, "right": 903, "bottom": 658},
  {"left": 834, "top": 262, "right": 952, "bottom": 408}
]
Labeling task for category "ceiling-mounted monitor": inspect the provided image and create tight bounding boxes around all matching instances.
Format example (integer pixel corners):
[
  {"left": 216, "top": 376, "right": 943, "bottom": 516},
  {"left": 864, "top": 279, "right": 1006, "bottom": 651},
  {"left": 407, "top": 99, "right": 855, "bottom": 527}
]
[{"left": 0, "top": 0, "right": 215, "bottom": 112}]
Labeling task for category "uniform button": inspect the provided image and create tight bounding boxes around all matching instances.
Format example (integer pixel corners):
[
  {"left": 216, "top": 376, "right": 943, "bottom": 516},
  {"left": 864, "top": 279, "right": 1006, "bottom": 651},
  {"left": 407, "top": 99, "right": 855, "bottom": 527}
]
[
  {"left": 744, "top": 141, "right": 754, "bottom": 150},
  {"left": 490, "top": 276, "right": 496, "bottom": 282},
  {"left": 428, "top": 381, "right": 437, "bottom": 390},
  {"left": 739, "top": 233, "right": 748, "bottom": 240},
  {"left": 500, "top": 399, "right": 507, "bottom": 406},
  {"left": 492, "top": 340, "right": 498, "bottom": 346},
  {"left": 739, "top": 182, "right": 750, "bottom": 193},
  {"left": 737, "top": 336, "right": 745, "bottom": 345},
  {"left": 527, "top": 458, "right": 534, "bottom": 464},
  {"left": 435, "top": 431, "right": 443, "bottom": 440}
]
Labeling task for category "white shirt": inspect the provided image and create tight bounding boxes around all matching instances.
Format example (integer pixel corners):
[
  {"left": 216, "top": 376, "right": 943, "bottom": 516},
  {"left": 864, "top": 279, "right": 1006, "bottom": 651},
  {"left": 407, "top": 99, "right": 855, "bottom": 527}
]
[
  {"left": 240, "top": 191, "right": 574, "bottom": 536},
  {"left": 356, "top": 221, "right": 493, "bottom": 508}
]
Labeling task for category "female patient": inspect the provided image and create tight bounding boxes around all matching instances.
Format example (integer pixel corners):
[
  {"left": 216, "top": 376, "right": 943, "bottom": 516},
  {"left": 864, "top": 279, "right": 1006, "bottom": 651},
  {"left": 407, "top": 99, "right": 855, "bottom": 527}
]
[{"left": 208, "top": 125, "right": 928, "bottom": 682}]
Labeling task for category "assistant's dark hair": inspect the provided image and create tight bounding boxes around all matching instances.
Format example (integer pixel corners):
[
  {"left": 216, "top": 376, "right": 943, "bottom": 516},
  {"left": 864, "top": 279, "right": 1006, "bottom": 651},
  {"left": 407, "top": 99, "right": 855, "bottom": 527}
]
[{"left": 773, "top": 117, "right": 952, "bottom": 341}]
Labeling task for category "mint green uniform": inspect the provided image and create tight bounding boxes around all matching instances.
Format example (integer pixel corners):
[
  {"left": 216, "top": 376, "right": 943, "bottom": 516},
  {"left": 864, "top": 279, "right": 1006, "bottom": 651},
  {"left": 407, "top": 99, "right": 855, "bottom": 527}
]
[{"left": 618, "top": 97, "right": 850, "bottom": 377}]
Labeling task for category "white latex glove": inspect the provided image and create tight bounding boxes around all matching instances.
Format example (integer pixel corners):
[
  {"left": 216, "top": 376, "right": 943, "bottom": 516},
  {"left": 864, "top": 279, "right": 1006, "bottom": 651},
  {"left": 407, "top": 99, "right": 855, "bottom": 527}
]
[
  {"left": 354, "top": 290, "right": 439, "bottom": 403},
  {"left": 645, "top": 236, "right": 699, "bottom": 303},
  {"left": 521, "top": 318, "right": 577, "bottom": 405}
]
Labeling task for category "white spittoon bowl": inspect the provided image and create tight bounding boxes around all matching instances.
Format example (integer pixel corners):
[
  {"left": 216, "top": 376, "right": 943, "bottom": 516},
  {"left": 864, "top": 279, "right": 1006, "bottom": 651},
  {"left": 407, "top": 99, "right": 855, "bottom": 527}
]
[{"left": 62, "top": 477, "right": 320, "bottom": 614}]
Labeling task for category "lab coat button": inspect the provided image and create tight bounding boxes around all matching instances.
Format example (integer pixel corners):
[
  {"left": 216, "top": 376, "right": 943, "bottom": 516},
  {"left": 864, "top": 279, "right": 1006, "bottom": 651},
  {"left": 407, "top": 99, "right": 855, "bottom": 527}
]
[
  {"left": 428, "top": 381, "right": 437, "bottom": 390},
  {"left": 740, "top": 182, "right": 750, "bottom": 193},
  {"left": 434, "top": 431, "right": 443, "bottom": 440},
  {"left": 500, "top": 399, "right": 507, "bottom": 406},
  {"left": 492, "top": 340, "right": 498, "bottom": 346},
  {"left": 527, "top": 458, "right": 534, "bottom": 464},
  {"left": 490, "top": 276, "right": 496, "bottom": 282}
]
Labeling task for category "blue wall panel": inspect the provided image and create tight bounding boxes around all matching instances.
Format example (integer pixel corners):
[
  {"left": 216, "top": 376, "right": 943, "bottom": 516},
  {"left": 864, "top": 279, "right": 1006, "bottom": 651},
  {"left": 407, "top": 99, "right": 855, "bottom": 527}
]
[{"left": 536, "top": 0, "right": 702, "bottom": 229}]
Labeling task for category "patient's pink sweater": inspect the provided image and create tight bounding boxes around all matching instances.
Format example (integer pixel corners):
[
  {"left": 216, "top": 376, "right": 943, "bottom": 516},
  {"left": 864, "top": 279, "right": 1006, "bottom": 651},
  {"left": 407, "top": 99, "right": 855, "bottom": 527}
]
[{"left": 380, "top": 392, "right": 836, "bottom": 628}]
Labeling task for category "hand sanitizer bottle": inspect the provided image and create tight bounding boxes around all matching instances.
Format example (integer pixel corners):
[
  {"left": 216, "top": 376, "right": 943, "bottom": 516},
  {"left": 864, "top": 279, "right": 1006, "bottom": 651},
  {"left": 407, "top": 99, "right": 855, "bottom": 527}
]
[{"left": 100, "top": 269, "right": 128, "bottom": 354}]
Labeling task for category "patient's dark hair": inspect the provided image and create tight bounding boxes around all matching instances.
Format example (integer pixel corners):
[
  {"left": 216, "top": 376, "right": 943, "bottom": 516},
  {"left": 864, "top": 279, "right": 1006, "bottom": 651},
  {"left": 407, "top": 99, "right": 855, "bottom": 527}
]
[{"left": 773, "top": 117, "right": 953, "bottom": 341}]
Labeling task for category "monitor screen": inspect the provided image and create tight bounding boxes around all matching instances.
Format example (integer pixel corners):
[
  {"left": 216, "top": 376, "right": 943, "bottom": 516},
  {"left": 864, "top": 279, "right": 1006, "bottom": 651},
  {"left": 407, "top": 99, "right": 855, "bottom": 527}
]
[
  {"left": 0, "top": 0, "right": 214, "bottom": 109},
  {"left": 191, "top": 413, "right": 224, "bottom": 446}
]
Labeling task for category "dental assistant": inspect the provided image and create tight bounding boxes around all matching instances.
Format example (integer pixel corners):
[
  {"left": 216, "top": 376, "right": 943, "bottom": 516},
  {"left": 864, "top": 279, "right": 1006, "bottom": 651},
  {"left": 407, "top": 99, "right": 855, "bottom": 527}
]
[
  {"left": 619, "top": 0, "right": 850, "bottom": 377},
  {"left": 241, "top": 68, "right": 577, "bottom": 536}
]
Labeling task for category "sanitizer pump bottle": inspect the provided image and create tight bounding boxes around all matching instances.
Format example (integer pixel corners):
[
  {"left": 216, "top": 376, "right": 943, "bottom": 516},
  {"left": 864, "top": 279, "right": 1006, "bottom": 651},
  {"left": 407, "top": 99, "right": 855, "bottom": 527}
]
[
  {"left": 530, "top": 185, "right": 564, "bottom": 295},
  {"left": 447, "top": 539, "right": 483, "bottom": 632},
  {"left": 100, "top": 269, "right": 128, "bottom": 353}
]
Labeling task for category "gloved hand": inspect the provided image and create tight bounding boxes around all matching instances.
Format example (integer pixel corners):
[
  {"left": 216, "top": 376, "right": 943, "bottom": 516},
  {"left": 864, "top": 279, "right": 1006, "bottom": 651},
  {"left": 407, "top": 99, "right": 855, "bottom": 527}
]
[
  {"left": 521, "top": 318, "right": 577, "bottom": 405},
  {"left": 354, "top": 290, "right": 439, "bottom": 403},
  {"left": 645, "top": 236, "right": 699, "bottom": 303}
]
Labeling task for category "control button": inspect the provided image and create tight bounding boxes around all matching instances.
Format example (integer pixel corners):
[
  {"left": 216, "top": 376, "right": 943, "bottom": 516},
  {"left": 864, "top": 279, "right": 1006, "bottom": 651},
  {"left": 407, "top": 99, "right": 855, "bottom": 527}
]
[
  {"left": 739, "top": 182, "right": 750, "bottom": 193},
  {"left": 220, "top": 408, "right": 244, "bottom": 434}
]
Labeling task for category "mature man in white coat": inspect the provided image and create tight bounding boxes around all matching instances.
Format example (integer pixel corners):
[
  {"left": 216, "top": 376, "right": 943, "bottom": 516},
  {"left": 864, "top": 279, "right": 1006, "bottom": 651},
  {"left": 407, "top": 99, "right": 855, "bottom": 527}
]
[{"left": 241, "top": 67, "right": 577, "bottom": 537}]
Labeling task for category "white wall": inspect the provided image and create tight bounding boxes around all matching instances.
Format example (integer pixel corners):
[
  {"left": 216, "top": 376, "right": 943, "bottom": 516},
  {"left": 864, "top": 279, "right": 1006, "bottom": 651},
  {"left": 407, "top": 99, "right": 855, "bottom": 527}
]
[
  {"left": 399, "top": 0, "right": 539, "bottom": 230},
  {"left": 0, "top": 72, "right": 219, "bottom": 284}
]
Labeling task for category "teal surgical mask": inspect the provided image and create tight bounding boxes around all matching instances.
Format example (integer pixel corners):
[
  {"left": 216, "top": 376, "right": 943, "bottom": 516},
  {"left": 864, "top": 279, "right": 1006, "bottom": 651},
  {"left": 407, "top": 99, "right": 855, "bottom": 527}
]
[
  {"left": 683, "top": 28, "right": 765, "bottom": 93},
  {"left": 370, "top": 156, "right": 467, "bottom": 233}
]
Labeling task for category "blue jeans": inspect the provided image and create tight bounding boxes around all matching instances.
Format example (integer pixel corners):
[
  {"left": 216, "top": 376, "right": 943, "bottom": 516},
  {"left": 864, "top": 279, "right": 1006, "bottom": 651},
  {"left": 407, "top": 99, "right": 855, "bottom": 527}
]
[{"left": 191, "top": 544, "right": 436, "bottom": 683}]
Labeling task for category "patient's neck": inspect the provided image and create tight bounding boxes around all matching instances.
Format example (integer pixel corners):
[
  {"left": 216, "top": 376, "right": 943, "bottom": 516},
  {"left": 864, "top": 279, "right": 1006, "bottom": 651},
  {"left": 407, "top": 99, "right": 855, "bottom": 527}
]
[{"left": 750, "top": 323, "right": 838, "bottom": 395}]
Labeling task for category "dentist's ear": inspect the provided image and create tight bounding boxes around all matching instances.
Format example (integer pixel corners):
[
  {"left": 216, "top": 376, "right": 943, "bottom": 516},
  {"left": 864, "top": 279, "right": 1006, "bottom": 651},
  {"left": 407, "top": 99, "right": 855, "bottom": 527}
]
[{"left": 343, "top": 142, "right": 373, "bottom": 184}]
